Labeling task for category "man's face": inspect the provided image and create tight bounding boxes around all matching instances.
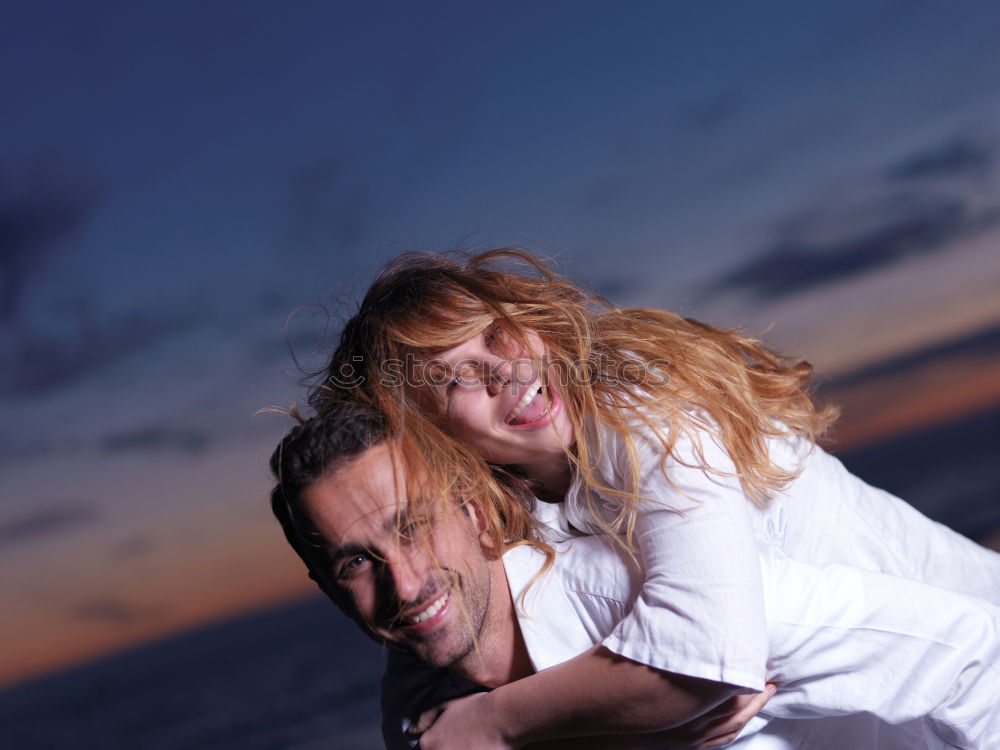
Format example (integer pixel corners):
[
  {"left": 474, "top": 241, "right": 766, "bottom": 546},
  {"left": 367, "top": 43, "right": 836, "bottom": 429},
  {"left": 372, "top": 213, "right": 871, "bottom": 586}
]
[{"left": 295, "top": 442, "right": 497, "bottom": 669}]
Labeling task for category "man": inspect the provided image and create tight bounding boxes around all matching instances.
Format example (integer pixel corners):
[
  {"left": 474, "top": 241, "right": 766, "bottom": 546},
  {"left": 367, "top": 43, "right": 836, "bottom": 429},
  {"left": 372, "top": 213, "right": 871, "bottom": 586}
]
[
  {"left": 270, "top": 404, "right": 729, "bottom": 749},
  {"left": 269, "top": 402, "right": 1000, "bottom": 749}
]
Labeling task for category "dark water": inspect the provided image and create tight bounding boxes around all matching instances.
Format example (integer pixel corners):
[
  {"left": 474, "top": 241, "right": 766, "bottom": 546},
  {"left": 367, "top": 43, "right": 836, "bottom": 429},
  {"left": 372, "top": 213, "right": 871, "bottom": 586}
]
[
  {"left": 0, "top": 599, "right": 386, "bottom": 750},
  {"left": 2, "top": 407, "right": 997, "bottom": 750}
]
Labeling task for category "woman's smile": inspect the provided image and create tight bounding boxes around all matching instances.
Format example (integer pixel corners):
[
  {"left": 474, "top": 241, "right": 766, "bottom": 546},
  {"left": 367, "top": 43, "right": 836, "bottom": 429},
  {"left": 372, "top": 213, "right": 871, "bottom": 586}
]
[{"left": 504, "top": 380, "right": 545, "bottom": 425}]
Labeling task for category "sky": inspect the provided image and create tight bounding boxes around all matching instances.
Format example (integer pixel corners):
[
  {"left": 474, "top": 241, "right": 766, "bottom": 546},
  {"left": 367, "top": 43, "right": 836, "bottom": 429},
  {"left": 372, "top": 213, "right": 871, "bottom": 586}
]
[{"left": 2, "top": 0, "right": 1000, "bottom": 688}]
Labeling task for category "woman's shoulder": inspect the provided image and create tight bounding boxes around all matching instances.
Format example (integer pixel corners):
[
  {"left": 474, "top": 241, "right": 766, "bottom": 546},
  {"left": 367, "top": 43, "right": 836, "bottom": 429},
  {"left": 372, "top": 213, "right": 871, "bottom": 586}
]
[{"left": 592, "top": 404, "right": 815, "bottom": 477}]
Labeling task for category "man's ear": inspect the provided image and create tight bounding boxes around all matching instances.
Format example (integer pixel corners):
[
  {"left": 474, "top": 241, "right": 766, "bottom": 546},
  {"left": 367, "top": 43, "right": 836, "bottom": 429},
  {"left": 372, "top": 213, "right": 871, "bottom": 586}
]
[{"left": 464, "top": 500, "right": 500, "bottom": 554}]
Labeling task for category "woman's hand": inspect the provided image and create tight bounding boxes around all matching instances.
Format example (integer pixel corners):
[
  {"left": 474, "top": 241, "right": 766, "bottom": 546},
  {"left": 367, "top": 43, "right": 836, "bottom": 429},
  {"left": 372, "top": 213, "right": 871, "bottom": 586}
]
[
  {"left": 410, "top": 692, "right": 513, "bottom": 750},
  {"left": 671, "top": 683, "right": 777, "bottom": 749}
]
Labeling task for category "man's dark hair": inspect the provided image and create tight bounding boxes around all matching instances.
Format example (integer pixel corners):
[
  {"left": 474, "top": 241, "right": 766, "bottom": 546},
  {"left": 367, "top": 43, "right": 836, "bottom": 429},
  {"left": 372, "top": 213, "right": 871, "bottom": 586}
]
[{"left": 269, "top": 399, "right": 388, "bottom": 598}]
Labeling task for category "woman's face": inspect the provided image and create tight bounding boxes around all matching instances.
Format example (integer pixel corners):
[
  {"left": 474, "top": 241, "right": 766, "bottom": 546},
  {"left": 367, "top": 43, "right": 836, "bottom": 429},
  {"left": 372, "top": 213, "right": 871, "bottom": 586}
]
[{"left": 427, "top": 325, "right": 575, "bottom": 476}]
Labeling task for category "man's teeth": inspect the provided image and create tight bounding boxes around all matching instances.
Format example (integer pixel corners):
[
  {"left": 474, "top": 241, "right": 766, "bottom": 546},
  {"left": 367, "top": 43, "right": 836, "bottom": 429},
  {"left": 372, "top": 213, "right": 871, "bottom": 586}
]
[
  {"left": 409, "top": 593, "right": 448, "bottom": 624},
  {"left": 506, "top": 381, "right": 543, "bottom": 423}
]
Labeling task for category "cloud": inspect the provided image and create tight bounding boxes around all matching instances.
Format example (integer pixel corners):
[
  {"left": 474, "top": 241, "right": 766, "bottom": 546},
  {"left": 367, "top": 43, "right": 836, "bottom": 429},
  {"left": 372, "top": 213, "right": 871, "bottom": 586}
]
[
  {"left": 815, "top": 321, "right": 1000, "bottom": 453},
  {"left": 0, "top": 422, "right": 207, "bottom": 465},
  {"left": 687, "top": 92, "right": 742, "bottom": 132},
  {"left": 824, "top": 322, "right": 1000, "bottom": 391},
  {"left": 0, "top": 307, "right": 199, "bottom": 397},
  {"left": 73, "top": 599, "right": 156, "bottom": 626},
  {"left": 706, "top": 193, "right": 994, "bottom": 299},
  {"left": 108, "top": 534, "right": 154, "bottom": 561},
  {"left": 287, "top": 159, "right": 371, "bottom": 252},
  {"left": 0, "top": 167, "right": 102, "bottom": 322},
  {"left": 578, "top": 176, "right": 631, "bottom": 214},
  {"left": 0, "top": 434, "right": 82, "bottom": 465},
  {"left": 0, "top": 505, "right": 99, "bottom": 544},
  {"left": 589, "top": 276, "right": 639, "bottom": 301},
  {"left": 100, "top": 425, "right": 209, "bottom": 455},
  {"left": 886, "top": 136, "right": 994, "bottom": 183}
]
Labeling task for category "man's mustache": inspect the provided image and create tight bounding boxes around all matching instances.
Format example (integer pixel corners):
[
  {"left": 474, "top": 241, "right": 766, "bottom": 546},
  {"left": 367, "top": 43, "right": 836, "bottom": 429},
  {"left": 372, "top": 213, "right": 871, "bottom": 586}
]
[{"left": 377, "top": 574, "right": 455, "bottom": 628}]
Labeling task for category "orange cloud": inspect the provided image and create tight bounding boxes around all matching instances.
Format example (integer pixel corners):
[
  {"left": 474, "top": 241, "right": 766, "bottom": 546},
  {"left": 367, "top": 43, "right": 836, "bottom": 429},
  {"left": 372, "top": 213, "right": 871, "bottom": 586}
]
[{"left": 823, "top": 352, "right": 1000, "bottom": 451}]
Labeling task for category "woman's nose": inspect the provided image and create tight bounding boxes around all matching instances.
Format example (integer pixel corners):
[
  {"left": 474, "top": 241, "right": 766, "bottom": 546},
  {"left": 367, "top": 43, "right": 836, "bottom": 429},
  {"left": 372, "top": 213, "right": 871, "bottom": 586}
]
[{"left": 486, "top": 359, "right": 511, "bottom": 396}]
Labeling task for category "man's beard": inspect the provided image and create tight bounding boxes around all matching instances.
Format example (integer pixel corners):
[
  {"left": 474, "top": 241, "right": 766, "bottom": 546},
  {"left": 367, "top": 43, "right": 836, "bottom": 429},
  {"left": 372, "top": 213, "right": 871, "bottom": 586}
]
[{"left": 381, "top": 570, "right": 491, "bottom": 670}]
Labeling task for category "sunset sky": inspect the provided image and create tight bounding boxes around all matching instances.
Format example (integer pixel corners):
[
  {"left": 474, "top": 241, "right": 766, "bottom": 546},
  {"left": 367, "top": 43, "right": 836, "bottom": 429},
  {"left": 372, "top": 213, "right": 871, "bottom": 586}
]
[{"left": 3, "top": 0, "right": 1000, "bottom": 688}]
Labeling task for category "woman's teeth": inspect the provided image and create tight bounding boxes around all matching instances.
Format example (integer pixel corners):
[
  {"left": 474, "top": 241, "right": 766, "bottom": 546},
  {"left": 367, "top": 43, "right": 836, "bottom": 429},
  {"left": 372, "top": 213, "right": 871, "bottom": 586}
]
[
  {"left": 505, "top": 382, "right": 544, "bottom": 424},
  {"left": 408, "top": 593, "right": 448, "bottom": 624}
]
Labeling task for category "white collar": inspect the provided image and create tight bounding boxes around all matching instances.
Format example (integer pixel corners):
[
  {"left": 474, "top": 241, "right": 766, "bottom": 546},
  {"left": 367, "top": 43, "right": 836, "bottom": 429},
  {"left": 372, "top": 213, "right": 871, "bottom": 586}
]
[{"left": 502, "top": 544, "right": 597, "bottom": 671}]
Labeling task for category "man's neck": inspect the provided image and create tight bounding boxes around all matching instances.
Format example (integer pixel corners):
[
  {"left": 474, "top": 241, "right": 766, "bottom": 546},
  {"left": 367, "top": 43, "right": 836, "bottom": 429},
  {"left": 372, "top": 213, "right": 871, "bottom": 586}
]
[{"left": 452, "top": 561, "right": 533, "bottom": 688}]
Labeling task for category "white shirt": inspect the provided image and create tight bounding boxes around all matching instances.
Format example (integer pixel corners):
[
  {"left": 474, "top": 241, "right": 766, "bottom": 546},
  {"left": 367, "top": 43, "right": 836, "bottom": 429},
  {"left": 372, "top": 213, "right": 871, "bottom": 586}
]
[
  {"left": 382, "top": 537, "right": 1000, "bottom": 748},
  {"left": 556, "top": 419, "right": 1000, "bottom": 691},
  {"left": 504, "top": 536, "right": 1000, "bottom": 748}
]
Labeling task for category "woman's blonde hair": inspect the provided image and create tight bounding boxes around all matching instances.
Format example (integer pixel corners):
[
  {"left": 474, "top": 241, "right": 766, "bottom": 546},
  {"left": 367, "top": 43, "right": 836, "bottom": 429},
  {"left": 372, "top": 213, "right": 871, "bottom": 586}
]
[{"left": 312, "top": 248, "right": 837, "bottom": 547}]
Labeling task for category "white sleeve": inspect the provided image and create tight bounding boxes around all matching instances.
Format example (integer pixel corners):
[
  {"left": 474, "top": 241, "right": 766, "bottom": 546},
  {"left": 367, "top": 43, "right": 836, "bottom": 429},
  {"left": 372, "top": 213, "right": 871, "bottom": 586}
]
[
  {"left": 579, "top": 424, "right": 768, "bottom": 691},
  {"left": 759, "top": 548, "right": 1000, "bottom": 748}
]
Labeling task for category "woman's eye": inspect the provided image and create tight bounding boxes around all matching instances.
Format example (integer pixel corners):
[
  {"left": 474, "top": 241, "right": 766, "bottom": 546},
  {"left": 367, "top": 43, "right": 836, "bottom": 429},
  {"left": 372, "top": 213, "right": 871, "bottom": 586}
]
[
  {"left": 484, "top": 326, "right": 501, "bottom": 348},
  {"left": 446, "top": 376, "right": 462, "bottom": 392}
]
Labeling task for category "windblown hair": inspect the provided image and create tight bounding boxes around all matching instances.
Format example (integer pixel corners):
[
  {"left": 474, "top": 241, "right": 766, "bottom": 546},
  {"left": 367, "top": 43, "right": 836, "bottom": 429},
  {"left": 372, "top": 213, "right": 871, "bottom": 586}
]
[
  {"left": 311, "top": 249, "right": 837, "bottom": 546},
  {"left": 270, "top": 395, "right": 546, "bottom": 602}
]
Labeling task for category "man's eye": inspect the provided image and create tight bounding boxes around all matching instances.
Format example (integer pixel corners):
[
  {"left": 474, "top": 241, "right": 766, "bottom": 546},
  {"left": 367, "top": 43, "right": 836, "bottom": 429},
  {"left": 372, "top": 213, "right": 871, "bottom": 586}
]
[
  {"left": 399, "top": 517, "right": 431, "bottom": 541},
  {"left": 337, "top": 554, "right": 370, "bottom": 578}
]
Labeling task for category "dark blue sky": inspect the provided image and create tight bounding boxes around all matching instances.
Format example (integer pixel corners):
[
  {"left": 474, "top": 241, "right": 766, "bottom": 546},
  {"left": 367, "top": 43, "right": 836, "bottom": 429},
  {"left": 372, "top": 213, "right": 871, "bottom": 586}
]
[{"left": 3, "top": 0, "right": 1000, "bottom": 686}]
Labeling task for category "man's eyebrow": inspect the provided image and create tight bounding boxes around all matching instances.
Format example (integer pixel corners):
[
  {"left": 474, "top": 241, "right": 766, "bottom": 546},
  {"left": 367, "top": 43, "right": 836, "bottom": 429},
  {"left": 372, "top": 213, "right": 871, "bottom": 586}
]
[
  {"left": 382, "top": 503, "right": 418, "bottom": 535},
  {"left": 383, "top": 502, "right": 442, "bottom": 535}
]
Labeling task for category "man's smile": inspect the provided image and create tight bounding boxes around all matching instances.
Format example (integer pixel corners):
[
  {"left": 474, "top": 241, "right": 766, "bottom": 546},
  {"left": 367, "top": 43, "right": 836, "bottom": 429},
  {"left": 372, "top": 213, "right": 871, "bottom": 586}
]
[{"left": 399, "top": 592, "right": 451, "bottom": 632}]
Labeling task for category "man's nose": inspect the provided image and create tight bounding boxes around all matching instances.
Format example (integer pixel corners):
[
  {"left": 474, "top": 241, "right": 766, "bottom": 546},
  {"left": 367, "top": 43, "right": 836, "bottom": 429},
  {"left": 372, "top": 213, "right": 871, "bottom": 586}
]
[{"left": 382, "top": 550, "right": 426, "bottom": 604}]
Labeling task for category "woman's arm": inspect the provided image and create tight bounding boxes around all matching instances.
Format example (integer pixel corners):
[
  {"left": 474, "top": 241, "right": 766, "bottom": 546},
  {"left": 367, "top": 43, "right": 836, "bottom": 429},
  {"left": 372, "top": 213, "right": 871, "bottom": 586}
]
[
  {"left": 414, "top": 664, "right": 775, "bottom": 750},
  {"left": 587, "top": 423, "right": 770, "bottom": 690},
  {"left": 488, "top": 646, "right": 739, "bottom": 740},
  {"left": 525, "top": 684, "right": 776, "bottom": 750},
  {"left": 413, "top": 646, "right": 743, "bottom": 750}
]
